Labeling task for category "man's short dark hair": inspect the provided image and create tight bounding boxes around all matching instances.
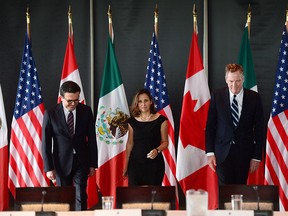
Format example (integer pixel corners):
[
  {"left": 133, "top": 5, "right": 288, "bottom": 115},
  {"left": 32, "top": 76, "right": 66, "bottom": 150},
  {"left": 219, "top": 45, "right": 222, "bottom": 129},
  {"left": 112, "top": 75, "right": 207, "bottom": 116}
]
[{"left": 60, "top": 81, "right": 81, "bottom": 97}]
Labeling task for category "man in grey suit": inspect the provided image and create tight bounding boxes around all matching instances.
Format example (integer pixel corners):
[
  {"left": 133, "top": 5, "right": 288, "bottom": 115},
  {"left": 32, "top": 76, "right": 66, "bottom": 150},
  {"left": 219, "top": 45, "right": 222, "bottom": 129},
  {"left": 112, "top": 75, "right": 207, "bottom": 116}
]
[
  {"left": 42, "top": 81, "right": 97, "bottom": 210},
  {"left": 205, "top": 63, "right": 265, "bottom": 185}
]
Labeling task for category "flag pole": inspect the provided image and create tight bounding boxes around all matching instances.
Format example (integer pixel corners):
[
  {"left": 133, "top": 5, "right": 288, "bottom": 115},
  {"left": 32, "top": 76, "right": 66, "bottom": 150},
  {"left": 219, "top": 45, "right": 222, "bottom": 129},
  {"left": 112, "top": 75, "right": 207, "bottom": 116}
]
[
  {"left": 193, "top": 4, "right": 197, "bottom": 33},
  {"left": 154, "top": 4, "right": 158, "bottom": 38},
  {"left": 107, "top": 5, "right": 113, "bottom": 42},
  {"left": 247, "top": 4, "right": 251, "bottom": 39},
  {"left": 26, "top": 6, "right": 30, "bottom": 39},
  {"left": 68, "top": 5, "right": 72, "bottom": 40}
]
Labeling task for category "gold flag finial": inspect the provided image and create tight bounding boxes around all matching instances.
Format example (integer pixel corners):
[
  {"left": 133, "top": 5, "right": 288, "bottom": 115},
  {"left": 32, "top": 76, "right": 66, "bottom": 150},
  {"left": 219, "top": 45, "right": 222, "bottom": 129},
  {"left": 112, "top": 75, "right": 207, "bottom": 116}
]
[
  {"left": 154, "top": 4, "right": 159, "bottom": 38},
  {"left": 107, "top": 5, "right": 113, "bottom": 40},
  {"left": 68, "top": 5, "right": 72, "bottom": 25},
  {"left": 154, "top": 4, "right": 159, "bottom": 19},
  {"left": 26, "top": 5, "right": 30, "bottom": 39},
  {"left": 107, "top": 5, "right": 112, "bottom": 25},
  {"left": 193, "top": 4, "right": 197, "bottom": 32},
  {"left": 107, "top": 5, "right": 112, "bottom": 19},
  {"left": 26, "top": 5, "right": 30, "bottom": 24},
  {"left": 67, "top": 6, "right": 73, "bottom": 38},
  {"left": 286, "top": 6, "right": 288, "bottom": 22},
  {"left": 247, "top": 4, "right": 251, "bottom": 39},
  {"left": 247, "top": 4, "right": 251, "bottom": 23}
]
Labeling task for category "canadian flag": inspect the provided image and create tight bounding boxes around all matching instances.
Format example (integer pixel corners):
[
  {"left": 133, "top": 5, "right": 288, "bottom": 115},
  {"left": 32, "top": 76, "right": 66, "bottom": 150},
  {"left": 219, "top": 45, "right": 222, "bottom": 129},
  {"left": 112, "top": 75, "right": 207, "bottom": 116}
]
[
  {"left": 176, "top": 30, "right": 218, "bottom": 209},
  {"left": 57, "top": 33, "right": 85, "bottom": 103},
  {"left": 58, "top": 20, "right": 98, "bottom": 208}
]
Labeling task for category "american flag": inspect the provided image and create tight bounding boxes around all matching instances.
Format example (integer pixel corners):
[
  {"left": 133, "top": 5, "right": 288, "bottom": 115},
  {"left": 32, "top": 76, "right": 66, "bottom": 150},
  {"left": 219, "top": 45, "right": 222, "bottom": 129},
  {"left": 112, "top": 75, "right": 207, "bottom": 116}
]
[
  {"left": 8, "top": 32, "right": 48, "bottom": 196},
  {"left": 265, "top": 24, "right": 288, "bottom": 211},
  {"left": 144, "top": 31, "right": 179, "bottom": 207}
]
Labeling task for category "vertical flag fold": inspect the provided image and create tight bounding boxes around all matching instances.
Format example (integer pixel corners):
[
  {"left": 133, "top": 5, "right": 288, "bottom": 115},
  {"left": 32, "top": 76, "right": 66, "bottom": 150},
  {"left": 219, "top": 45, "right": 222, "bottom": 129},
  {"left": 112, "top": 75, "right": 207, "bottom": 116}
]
[
  {"left": 8, "top": 32, "right": 48, "bottom": 197},
  {"left": 176, "top": 29, "right": 218, "bottom": 209},
  {"left": 265, "top": 24, "right": 288, "bottom": 211},
  {"left": 0, "top": 84, "right": 8, "bottom": 210},
  {"left": 144, "top": 31, "right": 179, "bottom": 208}
]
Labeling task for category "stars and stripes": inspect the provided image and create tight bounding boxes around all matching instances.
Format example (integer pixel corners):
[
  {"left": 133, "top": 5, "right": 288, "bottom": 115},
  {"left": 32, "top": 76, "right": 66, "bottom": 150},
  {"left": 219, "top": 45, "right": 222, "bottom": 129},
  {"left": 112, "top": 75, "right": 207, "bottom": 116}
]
[
  {"left": 265, "top": 24, "right": 288, "bottom": 211},
  {"left": 145, "top": 31, "right": 179, "bottom": 207},
  {"left": 8, "top": 32, "right": 48, "bottom": 197}
]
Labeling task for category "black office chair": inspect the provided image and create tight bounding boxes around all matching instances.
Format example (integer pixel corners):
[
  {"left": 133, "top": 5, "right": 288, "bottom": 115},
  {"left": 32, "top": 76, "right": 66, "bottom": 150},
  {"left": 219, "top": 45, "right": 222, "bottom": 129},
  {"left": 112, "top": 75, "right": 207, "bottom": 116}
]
[
  {"left": 116, "top": 186, "right": 176, "bottom": 210},
  {"left": 218, "top": 185, "right": 279, "bottom": 211}
]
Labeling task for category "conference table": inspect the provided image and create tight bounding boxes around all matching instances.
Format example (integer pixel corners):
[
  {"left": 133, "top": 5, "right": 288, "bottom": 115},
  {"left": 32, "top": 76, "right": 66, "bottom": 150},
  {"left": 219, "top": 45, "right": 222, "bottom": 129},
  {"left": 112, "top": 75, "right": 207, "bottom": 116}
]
[{"left": 1, "top": 210, "right": 288, "bottom": 216}]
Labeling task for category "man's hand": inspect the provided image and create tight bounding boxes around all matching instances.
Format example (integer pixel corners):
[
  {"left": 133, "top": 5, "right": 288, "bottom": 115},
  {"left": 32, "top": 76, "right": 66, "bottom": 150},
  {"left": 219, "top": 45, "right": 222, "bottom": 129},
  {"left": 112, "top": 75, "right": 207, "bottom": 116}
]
[
  {"left": 88, "top": 167, "right": 95, "bottom": 176},
  {"left": 46, "top": 170, "right": 56, "bottom": 181},
  {"left": 249, "top": 160, "right": 260, "bottom": 173},
  {"left": 207, "top": 155, "right": 217, "bottom": 172}
]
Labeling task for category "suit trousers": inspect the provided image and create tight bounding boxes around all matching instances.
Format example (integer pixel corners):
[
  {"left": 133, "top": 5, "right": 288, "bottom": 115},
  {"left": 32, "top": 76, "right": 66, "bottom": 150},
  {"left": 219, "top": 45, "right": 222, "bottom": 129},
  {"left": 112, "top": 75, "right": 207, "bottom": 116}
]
[
  {"left": 56, "top": 154, "right": 89, "bottom": 210},
  {"left": 216, "top": 144, "right": 251, "bottom": 185}
]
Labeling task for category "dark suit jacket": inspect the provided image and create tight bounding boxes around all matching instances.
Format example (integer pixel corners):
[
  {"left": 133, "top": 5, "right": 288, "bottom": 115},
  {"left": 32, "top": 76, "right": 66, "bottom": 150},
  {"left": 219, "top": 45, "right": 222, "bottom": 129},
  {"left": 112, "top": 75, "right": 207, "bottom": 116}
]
[
  {"left": 42, "top": 103, "right": 97, "bottom": 176},
  {"left": 205, "top": 87, "right": 264, "bottom": 164}
]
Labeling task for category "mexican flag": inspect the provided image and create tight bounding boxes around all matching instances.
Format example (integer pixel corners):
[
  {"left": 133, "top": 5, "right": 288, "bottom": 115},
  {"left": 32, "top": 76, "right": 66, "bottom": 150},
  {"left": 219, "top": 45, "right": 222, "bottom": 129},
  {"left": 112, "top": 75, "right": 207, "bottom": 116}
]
[
  {"left": 238, "top": 23, "right": 263, "bottom": 185},
  {"left": 238, "top": 24, "right": 257, "bottom": 91},
  {"left": 96, "top": 36, "right": 129, "bottom": 201}
]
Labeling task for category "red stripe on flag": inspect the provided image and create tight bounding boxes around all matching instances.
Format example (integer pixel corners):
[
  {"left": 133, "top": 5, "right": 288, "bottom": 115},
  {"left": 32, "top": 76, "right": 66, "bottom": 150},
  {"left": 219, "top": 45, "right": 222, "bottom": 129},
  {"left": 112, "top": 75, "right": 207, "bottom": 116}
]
[
  {"left": 178, "top": 165, "right": 218, "bottom": 209},
  {"left": 265, "top": 146, "right": 288, "bottom": 209},
  {"left": 0, "top": 145, "right": 8, "bottom": 210},
  {"left": 11, "top": 120, "right": 41, "bottom": 186},
  {"left": 27, "top": 104, "right": 44, "bottom": 139},
  {"left": 61, "top": 37, "right": 78, "bottom": 79},
  {"left": 96, "top": 151, "right": 128, "bottom": 208}
]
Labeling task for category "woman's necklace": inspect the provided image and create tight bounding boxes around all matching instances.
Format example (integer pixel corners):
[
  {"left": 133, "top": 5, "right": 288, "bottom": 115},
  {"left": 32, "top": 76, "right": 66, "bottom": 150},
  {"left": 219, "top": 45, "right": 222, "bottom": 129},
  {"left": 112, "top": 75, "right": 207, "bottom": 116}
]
[{"left": 140, "top": 113, "right": 152, "bottom": 121}]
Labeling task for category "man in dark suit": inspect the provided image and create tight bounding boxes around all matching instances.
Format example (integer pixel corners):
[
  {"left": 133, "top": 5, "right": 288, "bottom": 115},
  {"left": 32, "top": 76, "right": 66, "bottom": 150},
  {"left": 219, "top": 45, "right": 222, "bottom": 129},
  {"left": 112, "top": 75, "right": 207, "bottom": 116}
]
[
  {"left": 42, "top": 81, "right": 97, "bottom": 210},
  {"left": 205, "top": 63, "right": 265, "bottom": 185}
]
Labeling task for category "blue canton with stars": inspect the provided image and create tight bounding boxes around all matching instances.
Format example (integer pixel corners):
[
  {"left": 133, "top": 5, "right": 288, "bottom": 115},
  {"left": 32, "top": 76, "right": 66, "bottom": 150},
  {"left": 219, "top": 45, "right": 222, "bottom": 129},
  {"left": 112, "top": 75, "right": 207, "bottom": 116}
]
[
  {"left": 144, "top": 32, "right": 170, "bottom": 111},
  {"left": 14, "top": 33, "right": 43, "bottom": 119},
  {"left": 271, "top": 26, "right": 288, "bottom": 117}
]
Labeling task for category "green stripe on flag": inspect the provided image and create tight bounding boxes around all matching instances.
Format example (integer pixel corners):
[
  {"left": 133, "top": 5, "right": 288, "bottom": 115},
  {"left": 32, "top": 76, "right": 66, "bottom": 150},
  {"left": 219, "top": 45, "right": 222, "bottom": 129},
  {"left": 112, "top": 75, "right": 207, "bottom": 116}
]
[
  {"left": 100, "top": 37, "right": 123, "bottom": 97},
  {"left": 238, "top": 26, "right": 257, "bottom": 91}
]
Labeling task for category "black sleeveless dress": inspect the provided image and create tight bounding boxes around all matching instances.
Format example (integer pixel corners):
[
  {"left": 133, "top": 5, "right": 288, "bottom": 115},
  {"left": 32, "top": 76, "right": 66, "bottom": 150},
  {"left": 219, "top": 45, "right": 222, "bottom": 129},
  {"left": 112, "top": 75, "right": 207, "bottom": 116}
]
[{"left": 127, "top": 115, "right": 167, "bottom": 186}]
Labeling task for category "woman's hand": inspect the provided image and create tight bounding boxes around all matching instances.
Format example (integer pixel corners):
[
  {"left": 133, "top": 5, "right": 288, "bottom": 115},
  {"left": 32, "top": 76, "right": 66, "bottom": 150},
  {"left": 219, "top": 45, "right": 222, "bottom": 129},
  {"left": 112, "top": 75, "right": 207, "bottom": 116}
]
[{"left": 147, "top": 149, "right": 158, "bottom": 159}]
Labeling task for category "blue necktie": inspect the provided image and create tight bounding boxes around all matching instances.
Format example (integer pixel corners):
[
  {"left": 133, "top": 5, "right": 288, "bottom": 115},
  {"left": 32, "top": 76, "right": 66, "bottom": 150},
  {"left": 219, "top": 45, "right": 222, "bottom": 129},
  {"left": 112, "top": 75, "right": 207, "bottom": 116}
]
[{"left": 231, "top": 95, "right": 239, "bottom": 128}]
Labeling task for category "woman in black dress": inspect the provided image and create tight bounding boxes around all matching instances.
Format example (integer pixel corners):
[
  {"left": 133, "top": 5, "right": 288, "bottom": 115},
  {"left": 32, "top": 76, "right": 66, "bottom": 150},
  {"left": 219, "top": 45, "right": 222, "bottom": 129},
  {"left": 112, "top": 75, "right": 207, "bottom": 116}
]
[{"left": 123, "top": 89, "right": 168, "bottom": 186}]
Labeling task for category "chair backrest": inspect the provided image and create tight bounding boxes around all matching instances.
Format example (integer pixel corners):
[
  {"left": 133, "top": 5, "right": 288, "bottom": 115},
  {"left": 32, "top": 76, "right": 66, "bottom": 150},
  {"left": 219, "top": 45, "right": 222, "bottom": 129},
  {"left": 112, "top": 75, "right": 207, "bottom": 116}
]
[
  {"left": 15, "top": 186, "right": 75, "bottom": 211},
  {"left": 218, "top": 185, "right": 279, "bottom": 211},
  {"left": 116, "top": 186, "right": 176, "bottom": 210}
]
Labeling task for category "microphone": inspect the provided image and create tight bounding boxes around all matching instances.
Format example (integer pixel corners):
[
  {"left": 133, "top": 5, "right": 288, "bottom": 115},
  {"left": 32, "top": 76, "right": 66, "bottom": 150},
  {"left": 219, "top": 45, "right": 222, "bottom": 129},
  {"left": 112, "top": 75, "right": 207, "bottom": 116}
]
[
  {"left": 252, "top": 186, "right": 273, "bottom": 216},
  {"left": 253, "top": 186, "right": 260, "bottom": 211},
  {"left": 40, "top": 190, "right": 47, "bottom": 212},
  {"left": 151, "top": 190, "right": 156, "bottom": 210},
  {"left": 36, "top": 189, "right": 56, "bottom": 216},
  {"left": 142, "top": 189, "right": 166, "bottom": 216}
]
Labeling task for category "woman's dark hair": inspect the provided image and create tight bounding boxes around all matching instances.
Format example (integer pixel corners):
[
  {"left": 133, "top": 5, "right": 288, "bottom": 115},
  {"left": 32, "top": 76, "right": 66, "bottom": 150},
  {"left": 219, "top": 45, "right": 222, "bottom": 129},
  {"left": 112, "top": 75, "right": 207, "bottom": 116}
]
[{"left": 130, "top": 88, "right": 156, "bottom": 117}]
